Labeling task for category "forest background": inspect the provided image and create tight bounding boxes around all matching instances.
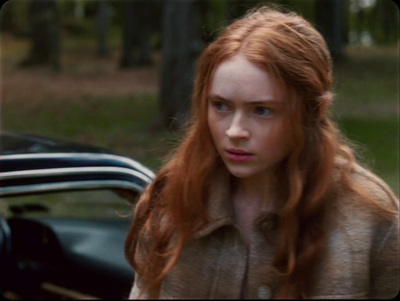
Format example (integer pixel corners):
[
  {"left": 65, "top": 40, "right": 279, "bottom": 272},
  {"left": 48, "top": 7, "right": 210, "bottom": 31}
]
[{"left": 0, "top": 0, "right": 399, "bottom": 194}]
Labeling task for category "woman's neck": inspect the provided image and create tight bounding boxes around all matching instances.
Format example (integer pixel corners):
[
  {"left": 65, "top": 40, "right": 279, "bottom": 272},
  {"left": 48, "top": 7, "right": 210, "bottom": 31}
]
[
  {"left": 232, "top": 172, "right": 277, "bottom": 209},
  {"left": 231, "top": 173, "right": 278, "bottom": 244}
]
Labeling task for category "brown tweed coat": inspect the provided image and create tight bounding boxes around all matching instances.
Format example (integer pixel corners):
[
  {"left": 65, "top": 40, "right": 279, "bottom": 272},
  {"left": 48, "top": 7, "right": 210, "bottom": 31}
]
[{"left": 129, "top": 163, "right": 399, "bottom": 299}]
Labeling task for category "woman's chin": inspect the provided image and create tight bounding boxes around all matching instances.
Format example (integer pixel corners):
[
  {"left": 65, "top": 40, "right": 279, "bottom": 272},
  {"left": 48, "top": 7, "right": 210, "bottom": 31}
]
[{"left": 225, "top": 165, "right": 257, "bottom": 179}]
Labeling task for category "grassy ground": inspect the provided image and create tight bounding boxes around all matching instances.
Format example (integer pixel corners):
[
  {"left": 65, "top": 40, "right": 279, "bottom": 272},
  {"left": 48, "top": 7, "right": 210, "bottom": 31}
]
[{"left": 1, "top": 34, "right": 399, "bottom": 194}]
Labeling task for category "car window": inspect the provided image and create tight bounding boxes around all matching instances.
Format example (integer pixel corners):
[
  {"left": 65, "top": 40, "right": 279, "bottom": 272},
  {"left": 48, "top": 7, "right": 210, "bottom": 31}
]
[{"left": 0, "top": 189, "right": 137, "bottom": 220}]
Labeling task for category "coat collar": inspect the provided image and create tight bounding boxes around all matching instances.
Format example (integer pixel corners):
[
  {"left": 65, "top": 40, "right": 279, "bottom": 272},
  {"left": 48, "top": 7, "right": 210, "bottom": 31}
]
[{"left": 193, "top": 167, "right": 281, "bottom": 239}]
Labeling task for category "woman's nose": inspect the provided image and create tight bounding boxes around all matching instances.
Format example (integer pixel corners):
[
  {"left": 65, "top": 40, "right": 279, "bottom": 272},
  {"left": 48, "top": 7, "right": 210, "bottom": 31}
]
[{"left": 225, "top": 113, "right": 250, "bottom": 140}]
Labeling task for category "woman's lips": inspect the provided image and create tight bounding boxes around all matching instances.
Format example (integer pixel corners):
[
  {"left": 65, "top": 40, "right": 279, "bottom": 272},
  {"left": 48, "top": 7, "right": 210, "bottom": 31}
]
[{"left": 225, "top": 149, "right": 254, "bottom": 162}]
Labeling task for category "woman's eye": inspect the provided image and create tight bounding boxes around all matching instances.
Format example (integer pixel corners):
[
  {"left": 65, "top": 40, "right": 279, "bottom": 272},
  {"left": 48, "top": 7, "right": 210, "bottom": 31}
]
[
  {"left": 214, "top": 102, "right": 229, "bottom": 112},
  {"left": 255, "top": 107, "right": 272, "bottom": 117}
]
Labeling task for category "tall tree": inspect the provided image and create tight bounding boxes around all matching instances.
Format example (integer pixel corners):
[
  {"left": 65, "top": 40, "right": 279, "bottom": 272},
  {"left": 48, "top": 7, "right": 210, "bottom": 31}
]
[
  {"left": 119, "top": 0, "right": 153, "bottom": 68},
  {"left": 159, "top": 0, "right": 203, "bottom": 129},
  {"left": 132, "top": 0, "right": 153, "bottom": 67},
  {"left": 120, "top": 1, "right": 135, "bottom": 68},
  {"left": 315, "top": 0, "right": 345, "bottom": 59},
  {"left": 96, "top": 0, "right": 110, "bottom": 57},
  {"left": 19, "top": 0, "right": 61, "bottom": 71}
]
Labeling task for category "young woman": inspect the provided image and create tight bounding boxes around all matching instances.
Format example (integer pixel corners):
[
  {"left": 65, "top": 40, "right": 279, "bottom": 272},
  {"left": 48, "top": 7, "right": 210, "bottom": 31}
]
[{"left": 125, "top": 5, "right": 399, "bottom": 299}]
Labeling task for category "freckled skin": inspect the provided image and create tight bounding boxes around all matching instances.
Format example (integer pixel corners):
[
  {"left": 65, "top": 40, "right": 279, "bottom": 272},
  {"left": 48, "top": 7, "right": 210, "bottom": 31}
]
[{"left": 207, "top": 53, "right": 292, "bottom": 183}]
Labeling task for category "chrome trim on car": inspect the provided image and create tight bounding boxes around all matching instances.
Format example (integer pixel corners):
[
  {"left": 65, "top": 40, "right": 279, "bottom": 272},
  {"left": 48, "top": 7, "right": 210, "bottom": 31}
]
[
  {"left": 40, "top": 282, "right": 100, "bottom": 300},
  {"left": 0, "top": 152, "right": 156, "bottom": 179},
  {"left": 0, "top": 180, "right": 144, "bottom": 197},
  {"left": 0, "top": 166, "right": 152, "bottom": 184}
]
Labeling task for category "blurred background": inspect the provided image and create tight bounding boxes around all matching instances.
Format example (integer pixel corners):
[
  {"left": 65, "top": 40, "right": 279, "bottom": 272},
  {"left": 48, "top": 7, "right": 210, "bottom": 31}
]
[{"left": 0, "top": 0, "right": 398, "bottom": 194}]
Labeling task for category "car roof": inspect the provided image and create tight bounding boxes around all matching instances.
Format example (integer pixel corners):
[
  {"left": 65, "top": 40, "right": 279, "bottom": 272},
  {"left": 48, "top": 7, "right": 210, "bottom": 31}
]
[{"left": 0, "top": 132, "right": 155, "bottom": 197}]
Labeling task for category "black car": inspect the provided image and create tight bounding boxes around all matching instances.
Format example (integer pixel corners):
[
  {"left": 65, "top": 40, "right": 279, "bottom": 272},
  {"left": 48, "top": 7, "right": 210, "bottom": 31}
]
[{"left": 0, "top": 132, "right": 155, "bottom": 299}]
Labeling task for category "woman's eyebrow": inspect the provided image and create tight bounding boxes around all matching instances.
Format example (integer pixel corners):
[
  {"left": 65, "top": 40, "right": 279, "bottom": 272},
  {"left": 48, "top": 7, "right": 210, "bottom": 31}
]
[
  {"left": 207, "top": 94, "right": 228, "bottom": 101},
  {"left": 208, "top": 94, "right": 281, "bottom": 106},
  {"left": 247, "top": 100, "right": 282, "bottom": 106}
]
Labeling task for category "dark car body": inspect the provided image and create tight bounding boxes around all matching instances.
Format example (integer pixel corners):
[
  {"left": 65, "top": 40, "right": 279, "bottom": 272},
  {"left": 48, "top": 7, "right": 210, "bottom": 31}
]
[{"left": 0, "top": 132, "right": 154, "bottom": 299}]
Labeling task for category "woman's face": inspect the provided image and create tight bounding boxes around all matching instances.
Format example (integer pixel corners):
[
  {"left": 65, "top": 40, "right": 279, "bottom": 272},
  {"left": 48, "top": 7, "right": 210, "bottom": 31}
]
[{"left": 207, "top": 53, "right": 292, "bottom": 181}]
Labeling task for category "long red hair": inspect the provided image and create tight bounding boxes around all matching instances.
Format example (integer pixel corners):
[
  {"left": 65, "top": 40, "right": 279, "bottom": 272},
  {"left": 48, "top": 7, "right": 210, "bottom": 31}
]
[{"left": 125, "top": 6, "right": 397, "bottom": 298}]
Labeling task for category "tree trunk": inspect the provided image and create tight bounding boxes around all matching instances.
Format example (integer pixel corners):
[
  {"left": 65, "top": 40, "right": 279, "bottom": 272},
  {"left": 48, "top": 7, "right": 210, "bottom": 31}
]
[
  {"left": 119, "top": 0, "right": 153, "bottom": 68},
  {"left": 133, "top": 1, "right": 153, "bottom": 67},
  {"left": 159, "top": 0, "right": 203, "bottom": 129},
  {"left": 19, "top": 0, "right": 61, "bottom": 71},
  {"left": 96, "top": 0, "right": 110, "bottom": 57},
  {"left": 120, "top": 1, "right": 135, "bottom": 68},
  {"left": 316, "top": 0, "right": 345, "bottom": 60}
]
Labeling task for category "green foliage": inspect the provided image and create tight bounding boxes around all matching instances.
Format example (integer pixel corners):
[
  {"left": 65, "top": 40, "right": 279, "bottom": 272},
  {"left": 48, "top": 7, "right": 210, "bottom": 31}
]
[
  {"left": 347, "top": 0, "right": 399, "bottom": 45},
  {"left": 338, "top": 116, "right": 399, "bottom": 193},
  {"left": 61, "top": 17, "right": 94, "bottom": 37},
  {"left": 200, "top": 0, "right": 229, "bottom": 42},
  {"left": 272, "top": 0, "right": 316, "bottom": 20}
]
